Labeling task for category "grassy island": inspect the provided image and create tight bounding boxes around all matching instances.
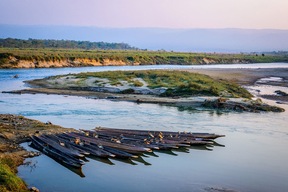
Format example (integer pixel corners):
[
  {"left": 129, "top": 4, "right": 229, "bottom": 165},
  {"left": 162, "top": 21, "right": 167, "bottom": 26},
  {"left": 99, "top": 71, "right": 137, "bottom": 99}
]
[
  {"left": 29, "top": 70, "right": 252, "bottom": 98},
  {"left": 16, "top": 70, "right": 282, "bottom": 112},
  {"left": 70, "top": 70, "right": 252, "bottom": 98}
]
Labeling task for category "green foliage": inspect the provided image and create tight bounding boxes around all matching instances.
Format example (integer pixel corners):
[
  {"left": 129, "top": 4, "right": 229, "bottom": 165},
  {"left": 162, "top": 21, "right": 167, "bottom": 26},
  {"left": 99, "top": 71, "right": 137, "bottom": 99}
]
[
  {"left": 72, "top": 70, "right": 252, "bottom": 98},
  {"left": 0, "top": 53, "right": 13, "bottom": 65},
  {"left": 0, "top": 157, "right": 28, "bottom": 192},
  {"left": 110, "top": 81, "right": 122, "bottom": 86},
  {"left": 131, "top": 80, "right": 144, "bottom": 87},
  {"left": 0, "top": 38, "right": 136, "bottom": 50}
]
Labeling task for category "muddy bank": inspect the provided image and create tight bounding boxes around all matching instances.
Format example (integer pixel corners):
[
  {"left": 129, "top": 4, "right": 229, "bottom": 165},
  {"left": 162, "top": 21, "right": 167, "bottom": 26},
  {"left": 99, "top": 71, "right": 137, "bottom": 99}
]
[
  {"left": 0, "top": 113, "right": 75, "bottom": 162},
  {"left": 0, "top": 114, "right": 75, "bottom": 192},
  {"left": 0, "top": 113, "right": 75, "bottom": 158},
  {"left": 0, "top": 57, "right": 133, "bottom": 69},
  {"left": 4, "top": 87, "right": 284, "bottom": 113}
]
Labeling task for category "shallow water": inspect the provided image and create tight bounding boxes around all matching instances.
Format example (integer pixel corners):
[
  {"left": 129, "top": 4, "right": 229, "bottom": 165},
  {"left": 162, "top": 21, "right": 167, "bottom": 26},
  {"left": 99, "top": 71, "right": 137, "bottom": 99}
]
[{"left": 1, "top": 64, "right": 288, "bottom": 192}]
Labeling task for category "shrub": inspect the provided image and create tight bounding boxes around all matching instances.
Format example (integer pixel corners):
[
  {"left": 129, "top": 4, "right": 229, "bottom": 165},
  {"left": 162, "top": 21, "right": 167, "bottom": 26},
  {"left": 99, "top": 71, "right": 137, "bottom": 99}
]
[{"left": 132, "top": 80, "right": 144, "bottom": 87}]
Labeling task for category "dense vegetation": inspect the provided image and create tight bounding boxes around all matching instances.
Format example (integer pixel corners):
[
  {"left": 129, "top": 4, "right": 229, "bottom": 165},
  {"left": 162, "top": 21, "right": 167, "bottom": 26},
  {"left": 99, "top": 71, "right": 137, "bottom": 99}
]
[
  {"left": 73, "top": 70, "right": 252, "bottom": 98},
  {"left": 0, "top": 156, "right": 28, "bottom": 192},
  {"left": 1, "top": 47, "right": 288, "bottom": 68},
  {"left": 0, "top": 38, "right": 136, "bottom": 50}
]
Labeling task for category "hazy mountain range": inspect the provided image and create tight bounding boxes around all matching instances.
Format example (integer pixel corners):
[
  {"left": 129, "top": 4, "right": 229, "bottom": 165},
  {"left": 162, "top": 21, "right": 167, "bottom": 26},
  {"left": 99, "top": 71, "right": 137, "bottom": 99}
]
[{"left": 1, "top": 25, "right": 288, "bottom": 53}]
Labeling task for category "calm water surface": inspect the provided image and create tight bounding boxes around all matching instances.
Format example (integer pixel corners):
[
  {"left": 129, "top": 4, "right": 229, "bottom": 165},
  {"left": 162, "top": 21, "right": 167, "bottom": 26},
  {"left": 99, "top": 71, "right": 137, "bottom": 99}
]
[{"left": 0, "top": 64, "right": 288, "bottom": 192}]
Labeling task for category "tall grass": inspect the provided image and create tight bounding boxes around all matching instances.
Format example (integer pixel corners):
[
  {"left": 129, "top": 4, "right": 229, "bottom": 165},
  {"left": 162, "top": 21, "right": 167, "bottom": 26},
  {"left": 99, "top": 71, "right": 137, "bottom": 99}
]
[
  {"left": 0, "top": 156, "right": 28, "bottom": 192},
  {"left": 1, "top": 48, "right": 287, "bottom": 66}
]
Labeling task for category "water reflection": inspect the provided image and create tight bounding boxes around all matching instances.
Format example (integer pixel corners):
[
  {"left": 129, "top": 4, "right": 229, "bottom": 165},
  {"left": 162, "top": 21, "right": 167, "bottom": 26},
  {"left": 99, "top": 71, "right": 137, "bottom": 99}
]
[
  {"left": 132, "top": 156, "right": 152, "bottom": 166},
  {"left": 22, "top": 143, "right": 86, "bottom": 177},
  {"left": 210, "top": 141, "right": 226, "bottom": 147},
  {"left": 189, "top": 145, "right": 213, "bottom": 151},
  {"left": 111, "top": 158, "right": 137, "bottom": 165},
  {"left": 22, "top": 159, "right": 38, "bottom": 173},
  {"left": 144, "top": 151, "right": 159, "bottom": 157},
  {"left": 21, "top": 136, "right": 226, "bottom": 178},
  {"left": 155, "top": 149, "right": 178, "bottom": 156},
  {"left": 88, "top": 156, "right": 114, "bottom": 166},
  {"left": 172, "top": 147, "right": 190, "bottom": 153},
  {"left": 61, "top": 165, "right": 85, "bottom": 178}
]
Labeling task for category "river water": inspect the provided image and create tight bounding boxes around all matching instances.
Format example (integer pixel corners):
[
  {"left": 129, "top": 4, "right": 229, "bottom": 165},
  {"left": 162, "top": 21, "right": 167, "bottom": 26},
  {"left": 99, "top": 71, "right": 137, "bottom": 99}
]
[{"left": 1, "top": 64, "right": 288, "bottom": 192}]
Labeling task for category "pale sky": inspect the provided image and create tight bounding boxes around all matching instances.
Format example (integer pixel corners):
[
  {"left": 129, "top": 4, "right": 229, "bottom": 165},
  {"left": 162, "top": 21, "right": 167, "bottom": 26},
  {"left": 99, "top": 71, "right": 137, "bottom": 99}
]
[{"left": 0, "top": 0, "right": 287, "bottom": 29}]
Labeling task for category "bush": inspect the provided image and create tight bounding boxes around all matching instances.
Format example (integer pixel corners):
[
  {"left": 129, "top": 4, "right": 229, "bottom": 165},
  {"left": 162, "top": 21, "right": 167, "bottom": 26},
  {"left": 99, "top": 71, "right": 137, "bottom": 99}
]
[{"left": 132, "top": 80, "right": 144, "bottom": 87}]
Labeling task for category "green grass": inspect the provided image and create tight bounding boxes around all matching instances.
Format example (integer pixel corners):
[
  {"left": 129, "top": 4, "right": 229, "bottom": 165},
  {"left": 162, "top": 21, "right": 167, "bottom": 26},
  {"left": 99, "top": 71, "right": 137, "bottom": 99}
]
[
  {"left": 0, "top": 156, "right": 28, "bottom": 192},
  {"left": 1, "top": 48, "right": 288, "bottom": 67},
  {"left": 131, "top": 80, "right": 144, "bottom": 87},
  {"left": 71, "top": 70, "right": 252, "bottom": 98}
]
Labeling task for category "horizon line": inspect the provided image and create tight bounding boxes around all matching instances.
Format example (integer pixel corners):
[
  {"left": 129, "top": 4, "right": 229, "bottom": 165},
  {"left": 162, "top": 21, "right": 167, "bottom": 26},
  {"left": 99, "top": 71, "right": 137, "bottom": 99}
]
[{"left": 1, "top": 24, "right": 288, "bottom": 31}]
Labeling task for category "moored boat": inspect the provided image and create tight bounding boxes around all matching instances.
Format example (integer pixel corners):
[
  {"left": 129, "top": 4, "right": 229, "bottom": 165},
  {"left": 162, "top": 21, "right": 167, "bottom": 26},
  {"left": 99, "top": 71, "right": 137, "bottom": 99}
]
[{"left": 30, "top": 136, "right": 84, "bottom": 168}]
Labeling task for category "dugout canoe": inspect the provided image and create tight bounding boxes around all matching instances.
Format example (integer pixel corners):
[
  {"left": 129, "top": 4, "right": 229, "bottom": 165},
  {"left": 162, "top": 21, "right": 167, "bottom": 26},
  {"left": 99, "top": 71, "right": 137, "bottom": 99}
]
[
  {"left": 94, "top": 127, "right": 225, "bottom": 140},
  {"left": 66, "top": 132, "right": 152, "bottom": 154},
  {"left": 57, "top": 133, "right": 115, "bottom": 158},
  {"left": 30, "top": 136, "right": 84, "bottom": 168}
]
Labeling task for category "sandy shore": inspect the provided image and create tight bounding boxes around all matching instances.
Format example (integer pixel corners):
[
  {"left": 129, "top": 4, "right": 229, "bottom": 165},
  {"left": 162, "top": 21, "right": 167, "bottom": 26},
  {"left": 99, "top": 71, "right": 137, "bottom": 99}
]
[
  {"left": 181, "top": 68, "right": 288, "bottom": 102},
  {"left": 181, "top": 68, "right": 288, "bottom": 86}
]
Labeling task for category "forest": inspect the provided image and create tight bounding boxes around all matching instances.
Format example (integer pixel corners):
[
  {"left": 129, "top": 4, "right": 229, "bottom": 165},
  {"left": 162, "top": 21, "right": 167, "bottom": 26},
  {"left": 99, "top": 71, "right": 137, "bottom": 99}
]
[{"left": 0, "top": 38, "right": 137, "bottom": 50}]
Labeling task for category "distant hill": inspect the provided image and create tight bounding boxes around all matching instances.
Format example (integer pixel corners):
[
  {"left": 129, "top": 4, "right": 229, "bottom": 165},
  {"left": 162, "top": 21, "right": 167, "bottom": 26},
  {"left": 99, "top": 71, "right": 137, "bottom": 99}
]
[
  {"left": 0, "top": 38, "right": 137, "bottom": 50},
  {"left": 1, "top": 25, "right": 288, "bottom": 52}
]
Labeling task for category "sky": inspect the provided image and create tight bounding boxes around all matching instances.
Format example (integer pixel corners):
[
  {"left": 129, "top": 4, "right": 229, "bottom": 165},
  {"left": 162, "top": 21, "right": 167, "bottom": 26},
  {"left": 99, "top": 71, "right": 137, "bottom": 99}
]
[{"left": 0, "top": 0, "right": 288, "bottom": 29}]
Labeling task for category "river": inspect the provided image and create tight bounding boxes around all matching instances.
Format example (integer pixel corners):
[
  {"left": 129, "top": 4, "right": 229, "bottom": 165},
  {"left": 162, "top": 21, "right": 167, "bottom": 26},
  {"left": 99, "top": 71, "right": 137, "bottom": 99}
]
[{"left": 1, "top": 64, "right": 288, "bottom": 192}]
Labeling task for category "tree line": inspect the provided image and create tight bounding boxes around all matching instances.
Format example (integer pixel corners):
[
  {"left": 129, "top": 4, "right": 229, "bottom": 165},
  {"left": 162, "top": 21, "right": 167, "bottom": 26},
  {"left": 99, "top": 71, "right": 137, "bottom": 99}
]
[{"left": 0, "top": 38, "right": 137, "bottom": 50}]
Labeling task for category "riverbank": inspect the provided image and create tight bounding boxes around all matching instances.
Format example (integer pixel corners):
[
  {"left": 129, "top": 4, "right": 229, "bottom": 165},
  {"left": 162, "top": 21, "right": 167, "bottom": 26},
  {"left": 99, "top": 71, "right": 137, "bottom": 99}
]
[
  {"left": 181, "top": 68, "right": 288, "bottom": 86},
  {"left": 1, "top": 48, "right": 287, "bottom": 68},
  {"left": 5, "top": 88, "right": 284, "bottom": 113},
  {"left": 0, "top": 114, "right": 75, "bottom": 191},
  {"left": 181, "top": 68, "right": 288, "bottom": 103}
]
